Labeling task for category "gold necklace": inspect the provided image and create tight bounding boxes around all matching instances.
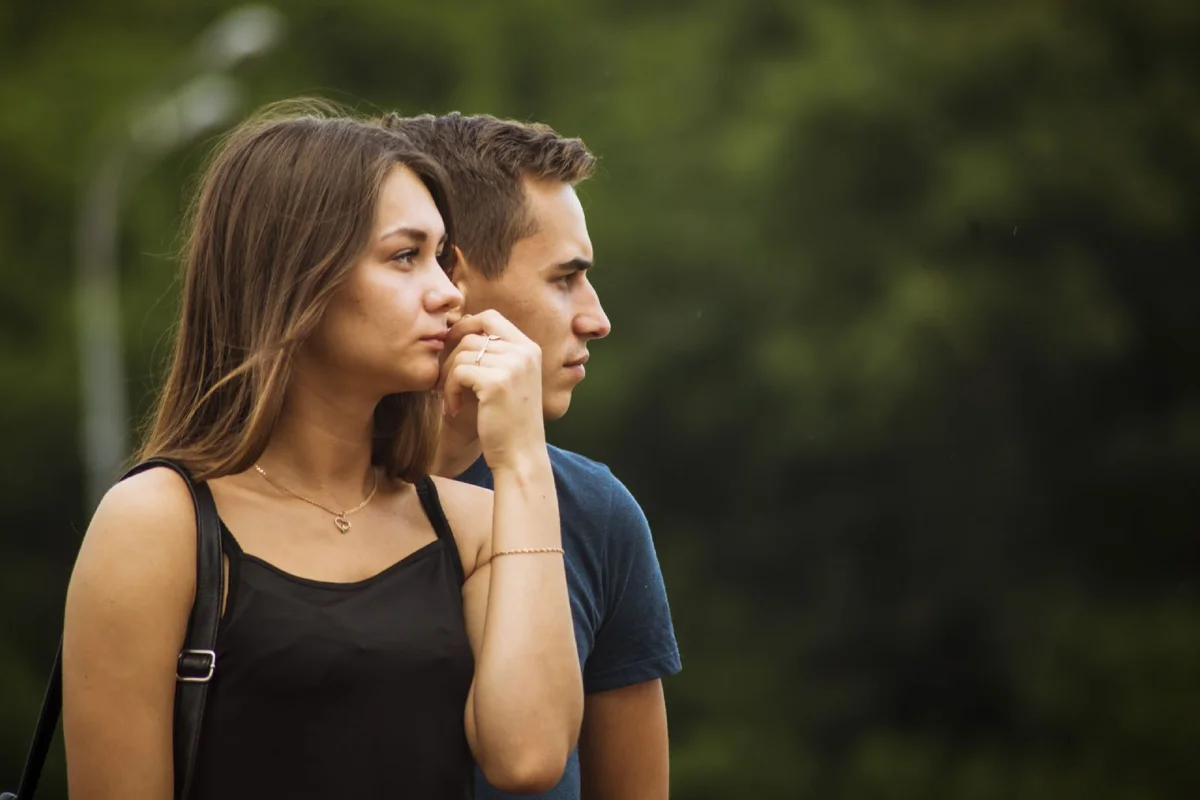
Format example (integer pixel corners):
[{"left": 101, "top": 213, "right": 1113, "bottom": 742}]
[{"left": 253, "top": 464, "right": 379, "bottom": 533}]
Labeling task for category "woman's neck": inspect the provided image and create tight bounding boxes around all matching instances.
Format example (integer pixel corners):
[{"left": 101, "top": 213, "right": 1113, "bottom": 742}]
[{"left": 257, "top": 378, "right": 379, "bottom": 504}]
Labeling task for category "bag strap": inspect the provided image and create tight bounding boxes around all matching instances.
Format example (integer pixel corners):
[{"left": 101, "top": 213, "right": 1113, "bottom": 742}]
[
  {"left": 133, "top": 458, "right": 224, "bottom": 800},
  {"left": 5, "top": 458, "right": 224, "bottom": 800},
  {"left": 2, "top": 643, "right": 62, "bottom": 800}
]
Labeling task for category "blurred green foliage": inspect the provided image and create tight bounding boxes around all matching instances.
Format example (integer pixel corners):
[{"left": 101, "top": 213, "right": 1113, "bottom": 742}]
[{"left": 1, "top": 0, "right": 1197, "bottom": 797}]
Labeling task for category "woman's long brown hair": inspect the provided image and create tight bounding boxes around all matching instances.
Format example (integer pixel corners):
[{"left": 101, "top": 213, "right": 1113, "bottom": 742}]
[{"left": 137, "top": 100, "right": 457, "bottom": 482}]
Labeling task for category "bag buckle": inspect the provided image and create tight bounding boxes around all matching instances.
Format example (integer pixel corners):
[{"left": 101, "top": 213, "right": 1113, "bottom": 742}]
[{"left": 177, "top": 649, "right": 216, "bottom": 683}]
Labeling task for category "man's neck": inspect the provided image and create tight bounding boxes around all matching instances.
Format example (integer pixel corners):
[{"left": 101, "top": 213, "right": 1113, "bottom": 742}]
[{"left": 432, "top": 408, "right": 486, "bottom": 479}]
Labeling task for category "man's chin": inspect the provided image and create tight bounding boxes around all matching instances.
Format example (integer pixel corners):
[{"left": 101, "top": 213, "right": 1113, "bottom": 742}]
[{"left": 542, "top": 390, "right": 573, "bottom": 421}]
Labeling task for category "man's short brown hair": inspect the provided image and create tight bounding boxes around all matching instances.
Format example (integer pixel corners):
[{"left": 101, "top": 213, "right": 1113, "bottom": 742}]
[{"left": 381, "top": 112, "right": 595, "bottom": 278}]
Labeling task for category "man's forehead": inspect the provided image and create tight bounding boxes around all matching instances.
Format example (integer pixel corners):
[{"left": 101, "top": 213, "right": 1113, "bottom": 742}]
[
  {"left": 522, "top": 176, "right": 582, "bottom": 210},
  {"left": 519, "top": 179, "right": 591, "bottom": 259}
]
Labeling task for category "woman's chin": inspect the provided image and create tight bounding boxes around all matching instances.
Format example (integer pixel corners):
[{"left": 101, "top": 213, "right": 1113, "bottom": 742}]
[{"left": 388, "top": 365, "right": 440, "bottom": 394}]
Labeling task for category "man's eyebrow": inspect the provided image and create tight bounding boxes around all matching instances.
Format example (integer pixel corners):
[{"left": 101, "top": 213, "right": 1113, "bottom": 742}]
[{"left": 553, "top": 257, "right": 593, "bottom": 272}]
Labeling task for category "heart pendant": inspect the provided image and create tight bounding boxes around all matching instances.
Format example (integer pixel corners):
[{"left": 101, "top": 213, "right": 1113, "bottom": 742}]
[{"left": 333, "top": 516, "right": 351, "bottom": 533}]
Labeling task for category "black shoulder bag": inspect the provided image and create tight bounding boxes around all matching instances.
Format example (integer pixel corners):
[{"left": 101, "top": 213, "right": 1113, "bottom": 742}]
[{"left": 2, "top": 457, "right": 225, "bottom": 800}]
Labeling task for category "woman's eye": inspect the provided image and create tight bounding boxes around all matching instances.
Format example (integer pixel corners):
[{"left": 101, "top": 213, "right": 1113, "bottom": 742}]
[{"left": 391, "top": 249, "right": 418, "bottom": 266}]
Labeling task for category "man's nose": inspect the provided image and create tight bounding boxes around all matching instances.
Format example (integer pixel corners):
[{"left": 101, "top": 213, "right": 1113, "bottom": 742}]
[{"left": 575, "top": 279, "right": 611, "bottom": 339}]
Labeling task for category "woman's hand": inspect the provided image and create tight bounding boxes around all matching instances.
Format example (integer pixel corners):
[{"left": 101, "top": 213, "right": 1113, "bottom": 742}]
[
  {"left": 439, "top": 311, "right": 580, "bottom": 791},
  {"left": 441, "top": 310, "right": 546, "bottom": 473}
]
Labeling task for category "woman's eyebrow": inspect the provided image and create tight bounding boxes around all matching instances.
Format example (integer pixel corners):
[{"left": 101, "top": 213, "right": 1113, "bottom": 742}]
[{"left": 379, "top": 225, "right": 441, "bottom": 243}]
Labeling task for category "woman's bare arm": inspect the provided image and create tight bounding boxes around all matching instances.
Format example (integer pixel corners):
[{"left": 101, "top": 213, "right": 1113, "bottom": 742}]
[
  {"left": 440, "top": 474, "right": 582, "bottom": 796},
  {"left": 63, "top": 468, "right": 198, "bottom": 800},
  {"left": 438, "top": 310, "right": 584, "bottom": 793}
]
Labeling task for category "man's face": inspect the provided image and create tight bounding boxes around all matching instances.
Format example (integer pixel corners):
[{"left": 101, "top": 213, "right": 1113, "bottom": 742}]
[{"left": 458, "top": 178, "right": 611, "bottom": 419}]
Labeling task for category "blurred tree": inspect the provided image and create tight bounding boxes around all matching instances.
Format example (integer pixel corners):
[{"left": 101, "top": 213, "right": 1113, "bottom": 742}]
[{"left": 1, "top": 0, "right": 1196, "bottom": 797}]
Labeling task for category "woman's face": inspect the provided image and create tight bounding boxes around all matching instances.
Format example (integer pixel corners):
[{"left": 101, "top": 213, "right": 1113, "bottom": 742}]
[{"left": 300, "top": 164, "right": 462, "bottom": 398}]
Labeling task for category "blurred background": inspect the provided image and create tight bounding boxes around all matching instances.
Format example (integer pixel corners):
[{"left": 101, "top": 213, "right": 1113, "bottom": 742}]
[{"left": 2, "top": 1, "right": 1197, "bottom": 797}]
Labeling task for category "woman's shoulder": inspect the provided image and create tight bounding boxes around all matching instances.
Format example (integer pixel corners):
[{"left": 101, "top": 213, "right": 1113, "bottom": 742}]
[
  {"left": 72, "top": 466, "right": 200, "bottom": 591},
  {"left": 424, "top": 476, "right": 492, "bottom": 575},
  {"left": 65, "top": 466, "right": 200, "bottom": 656},
  {"left": 94, "top": 465, "right": 200, "bottom": 536}
]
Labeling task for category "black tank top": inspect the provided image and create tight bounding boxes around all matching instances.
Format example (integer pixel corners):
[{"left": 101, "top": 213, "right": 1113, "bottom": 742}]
[{"left": 191, "top": 478, "right": 475, "bottom": 799}]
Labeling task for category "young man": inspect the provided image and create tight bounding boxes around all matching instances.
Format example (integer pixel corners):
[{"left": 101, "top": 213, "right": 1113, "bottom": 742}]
[{"left": 382, "top": 112, "right": 681, "bottom": 799}]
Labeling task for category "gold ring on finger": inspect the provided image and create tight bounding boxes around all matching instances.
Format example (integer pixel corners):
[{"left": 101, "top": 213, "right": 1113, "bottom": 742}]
[{"left": 473, "top": 334, "right": 501, "bottom": 365}]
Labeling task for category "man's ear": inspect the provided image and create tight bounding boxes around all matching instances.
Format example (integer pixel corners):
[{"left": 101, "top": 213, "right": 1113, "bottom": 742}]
[
  {"left": 447, "top": 245, "right": 473, "bottom": 324},
  {"left": 451, "top": 245, "right": 477, "bottom": 296}
]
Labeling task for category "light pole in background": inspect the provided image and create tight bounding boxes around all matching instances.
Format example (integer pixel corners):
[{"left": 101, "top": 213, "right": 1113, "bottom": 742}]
[{"left": 76, "top": 6, "right": 285, "bottom": 510}]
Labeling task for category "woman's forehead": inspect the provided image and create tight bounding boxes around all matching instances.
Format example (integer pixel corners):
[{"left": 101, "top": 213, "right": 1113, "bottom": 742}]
[{"left": 374, "top": 165, "right": 445, "bottom": 240}]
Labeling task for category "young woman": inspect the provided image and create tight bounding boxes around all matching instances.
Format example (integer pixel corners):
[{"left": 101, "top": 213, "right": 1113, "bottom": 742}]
[{"left": 61, "top": 102, "right": 582, "bottom": 799}]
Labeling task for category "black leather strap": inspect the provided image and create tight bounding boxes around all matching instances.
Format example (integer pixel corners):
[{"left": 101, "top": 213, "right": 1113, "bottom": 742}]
[
  {"left": 128, "top": 458, "right": 223, "bottom": 800},
  {"left": 2, "top": 643, "right": 62, "bottom": 800},
  {"left": 4, "top": 458, "right": 223, "bottom": 800}
]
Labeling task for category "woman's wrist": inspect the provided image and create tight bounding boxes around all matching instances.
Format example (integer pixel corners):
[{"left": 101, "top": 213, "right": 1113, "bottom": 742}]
[{"left": 488, "top": 445, "right": 552, "bottom": 485}]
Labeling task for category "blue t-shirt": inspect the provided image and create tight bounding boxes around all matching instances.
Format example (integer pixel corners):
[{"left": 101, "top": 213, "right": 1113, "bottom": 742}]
[{"left": 456, "top": 444, "right": 682, "bottom": 800}]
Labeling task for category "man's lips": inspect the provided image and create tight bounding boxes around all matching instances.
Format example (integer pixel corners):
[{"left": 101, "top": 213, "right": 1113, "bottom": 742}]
[{"left": 564, "top": 354, "right": 589, "bottom": 368}]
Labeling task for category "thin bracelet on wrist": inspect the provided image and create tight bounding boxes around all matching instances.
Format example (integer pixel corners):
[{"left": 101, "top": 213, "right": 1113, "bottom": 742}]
[{"left": 491, "top": 547, "right": 565, "bottom": 558}]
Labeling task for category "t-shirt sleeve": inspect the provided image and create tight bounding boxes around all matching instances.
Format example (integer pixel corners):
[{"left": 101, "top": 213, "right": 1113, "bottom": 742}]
[{"left": 582, "top": 473, "right": 682, "bottom": 694}]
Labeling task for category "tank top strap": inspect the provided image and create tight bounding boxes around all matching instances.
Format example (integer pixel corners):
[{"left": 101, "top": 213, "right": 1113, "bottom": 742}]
[
  {"left": 219, "top": 520, "right": 245, "bottom": 560},
  {"left": 414, "top": 477, "right": 465, "bottom": 586},
  {"left": 213, "top": 519, "right": 244, "bottom": 621}
]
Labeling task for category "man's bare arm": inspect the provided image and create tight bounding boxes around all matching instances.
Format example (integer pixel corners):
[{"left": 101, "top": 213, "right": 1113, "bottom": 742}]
[{"left": 579, "top": 679, "right": 670, "bottom": 799}]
